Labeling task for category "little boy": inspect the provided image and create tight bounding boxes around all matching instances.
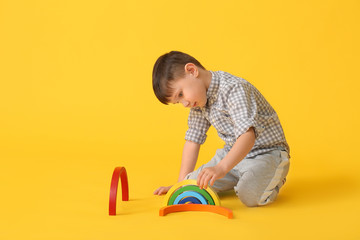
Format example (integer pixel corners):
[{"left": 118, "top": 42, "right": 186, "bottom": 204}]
[{"left": 152, "top": 51, "right": 290, "bottom": 207}]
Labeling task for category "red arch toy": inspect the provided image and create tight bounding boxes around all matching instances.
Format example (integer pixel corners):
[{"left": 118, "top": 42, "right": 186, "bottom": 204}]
[{"left": 109, "top": 167, "right": 129, "bottom": 215}]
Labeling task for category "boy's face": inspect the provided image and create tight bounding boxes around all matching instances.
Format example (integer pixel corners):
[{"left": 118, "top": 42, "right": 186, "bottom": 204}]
[{"left": 168, "top": 73, "right": 208, "bottom": 108}]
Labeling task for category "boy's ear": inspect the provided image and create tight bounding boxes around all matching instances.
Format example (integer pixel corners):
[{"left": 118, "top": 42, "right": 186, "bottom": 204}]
[{"left": 184, "top": 63, "right": 199, "bottom": 77}]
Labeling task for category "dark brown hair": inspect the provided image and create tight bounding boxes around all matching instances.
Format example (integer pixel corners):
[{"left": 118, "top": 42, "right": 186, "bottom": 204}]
[{"left": 152, "top": 51, "right": 206, "bottom": 104}]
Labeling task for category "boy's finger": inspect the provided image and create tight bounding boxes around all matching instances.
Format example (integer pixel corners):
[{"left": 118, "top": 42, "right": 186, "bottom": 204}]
[
  {"left": 199, "top": 175, "right": 205, "bottom": 189},
  {"left": 197, "top": 170, "right": 205, "bottom": 186},
  {"left": 206, "top": 174, "right": 216, "bottom": 189},
  {"left": 203, "top": 175, "right": 210, "bottom": 189},
  {"left": 210, "top": 176, "right": 216, "bottom": 186},
  {"left": 202, "top": 176, "right": 206, "bottom": 189},
  {"left": 207, "top": 176, "right": 212, "bottom": 188},
  {"left": 198, "top": 176, "right": 202, "bottom": 189}
]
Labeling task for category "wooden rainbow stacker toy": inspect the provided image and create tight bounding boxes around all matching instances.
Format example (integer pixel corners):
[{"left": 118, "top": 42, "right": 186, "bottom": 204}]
[{"left": 159, "top": 179, "right": 233, "bottom": 219}]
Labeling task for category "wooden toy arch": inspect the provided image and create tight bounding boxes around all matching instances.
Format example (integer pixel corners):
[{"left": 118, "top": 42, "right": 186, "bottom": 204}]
[{"left": 109, "top": 167, "right": 129, "bottom": 216}]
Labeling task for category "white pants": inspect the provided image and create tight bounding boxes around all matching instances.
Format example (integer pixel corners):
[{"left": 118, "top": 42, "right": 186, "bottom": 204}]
[{"left": 185, "top": 148, "right": 290, "bottom": 207}]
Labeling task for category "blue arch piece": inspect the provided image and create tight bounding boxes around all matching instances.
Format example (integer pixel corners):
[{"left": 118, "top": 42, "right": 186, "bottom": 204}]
[
  {"left": 178, "top": 197, "right": 202, "bottom": 204},
  {"left": 174, "top": 191, "right": 207, "bottom": 205}
]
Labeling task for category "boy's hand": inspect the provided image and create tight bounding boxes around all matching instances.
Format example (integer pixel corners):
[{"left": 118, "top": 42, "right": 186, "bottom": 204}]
[
  {"left": 197, "top": 165, "right": 227, "bottom": 189},
  {"left": 153, "top": 185, "right": 172, "bottom": 195}
]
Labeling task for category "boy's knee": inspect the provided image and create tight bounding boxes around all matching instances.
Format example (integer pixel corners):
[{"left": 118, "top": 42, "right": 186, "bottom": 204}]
[
  {"left": 235, "top": 190, "right": 261, "bottom": 207},
  {"left": 234, "top": 181, "right": 279, "bottom": 207},
  {"left": 234, "top": 183, "right": 259, "bottom": 207}
]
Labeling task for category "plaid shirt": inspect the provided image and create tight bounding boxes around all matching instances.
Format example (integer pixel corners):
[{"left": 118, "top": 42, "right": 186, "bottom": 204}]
[{"left": 185, "top": 70, "right": 290, "bottom": 158}]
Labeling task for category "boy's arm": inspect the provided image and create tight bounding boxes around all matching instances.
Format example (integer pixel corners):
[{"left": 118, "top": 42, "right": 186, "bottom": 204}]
[
  {"left": 197, "top": 127, "right": 255, "bottom": 189},
  {"left": 153, "top": 140, "right": 200, "bottom": 195},
  {"left": 178, "top": 140, "right": 200, "bottom": 181}
]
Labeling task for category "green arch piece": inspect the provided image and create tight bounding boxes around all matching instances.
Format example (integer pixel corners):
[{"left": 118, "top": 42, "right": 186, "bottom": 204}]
[{"left": 168, "top": 185, "right": 215, "bottom": 205}]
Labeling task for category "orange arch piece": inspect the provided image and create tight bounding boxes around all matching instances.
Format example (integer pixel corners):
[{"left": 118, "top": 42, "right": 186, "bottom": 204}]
[
  {"left": 109, "top": 167, "right": 129, "bottom": 216},
  {"left": 159, "top": 204, "right": 233, "bottom": 219}
]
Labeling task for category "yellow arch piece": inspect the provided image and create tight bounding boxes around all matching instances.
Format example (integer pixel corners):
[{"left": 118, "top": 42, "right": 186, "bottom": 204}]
[{"left": 163, "top": 179, "right": 221, "bottom": 206}]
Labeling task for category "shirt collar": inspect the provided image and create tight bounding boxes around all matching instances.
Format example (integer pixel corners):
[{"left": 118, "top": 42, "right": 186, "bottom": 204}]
[{"left": 206, "top": 70, "right": 220, "bottom": 107}]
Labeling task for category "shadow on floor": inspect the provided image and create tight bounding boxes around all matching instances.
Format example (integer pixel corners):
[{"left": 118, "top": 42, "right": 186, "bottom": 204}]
[{"left": 273, "top": 173, "right": 360, "bottom": 206}]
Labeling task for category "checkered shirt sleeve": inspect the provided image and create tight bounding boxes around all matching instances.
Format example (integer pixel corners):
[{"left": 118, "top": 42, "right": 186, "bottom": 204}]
[
  {"left": 185, "top": 107, "right": 211, "bottom": 144},
  {"left": 228, "top": 81, "right": 266, "bottom": 139}
]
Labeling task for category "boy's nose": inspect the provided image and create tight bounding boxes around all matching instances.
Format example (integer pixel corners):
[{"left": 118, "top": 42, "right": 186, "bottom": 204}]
[{"left": 181, "top": 100, "right": 190, "bottom": 107}]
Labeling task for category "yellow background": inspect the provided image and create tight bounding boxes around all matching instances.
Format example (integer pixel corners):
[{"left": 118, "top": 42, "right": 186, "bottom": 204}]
[{"left": 1, "top": 0, "right": 359, "bottom": 239}]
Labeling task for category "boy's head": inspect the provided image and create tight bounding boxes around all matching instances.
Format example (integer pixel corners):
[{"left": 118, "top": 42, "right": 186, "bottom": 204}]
[{"left": 152, "top": 51, "right": 209, "bottom": 108}]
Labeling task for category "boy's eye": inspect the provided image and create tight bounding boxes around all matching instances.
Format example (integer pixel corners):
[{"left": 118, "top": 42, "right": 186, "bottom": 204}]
[{"left": 179, "top": 92, "right": 183, "bottom": 97}]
